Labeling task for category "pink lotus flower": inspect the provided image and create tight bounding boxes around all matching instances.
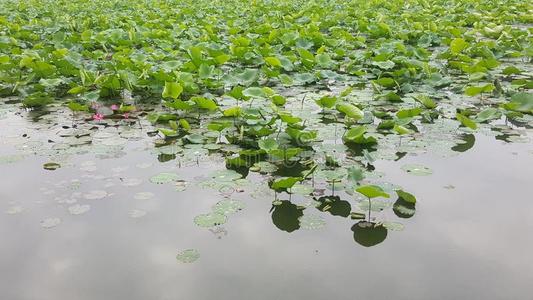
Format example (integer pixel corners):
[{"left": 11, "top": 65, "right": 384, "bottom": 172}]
[
  {"left": 122, "top": 113, "right": 130, "bottom": 119},
  {"left": 110, "top": 104, "right": 119, "bottom": 111},
  {"left": 92, "top": 113, "right": 104, "bottom": 121}
]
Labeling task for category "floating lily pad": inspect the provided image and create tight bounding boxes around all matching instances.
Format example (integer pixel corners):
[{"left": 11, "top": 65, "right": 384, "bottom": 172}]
[
  {"left": 83, "top": 190, "right": 108, "bottom": 200},
  {"left": 68, "top": 204, "right": 90, "bottom": 215},
  {"left": 157, "top": 144, "right": 183, "bottom": 155},
  {"left": 290, "top": 183, "right": 314, "bottom": 195},
  {"left": 134, "top": 192, "right": 155, "bottom": 200},
  {"left": 212, "top": 199, "right": 245, "bottom": 215},
  {"left": 251, "top": 161, "right": 278, "bottom": 173},
  {"left": 41, "top": 218, "right": 61, "bottom": 229},
  {"left": 194, "top": 212, "right": 227, "bottom": 227},
  {"left": 209, "top": 169, "right": 242, "bottom": 182},
  {"left": 150, "top": 172, "right": 180, "bottom": 184},
  {"left": 6, "top": 206, "right": 24, "bottom": 215},
  {"left": 122, "top": 178, "right": 143, "bottom": 186},
  {"left": 129, "top": 209, "right": 147, "bottom": 218},
  {"left": 299, "top": 214, "right": 326, "bottom": 230},
  {"left": 401, "top": 164, "right": 433, "bottom": 176},
  {"left": 79, "top": 161, "right": 97, "bottom": 172},
  {"left": 0, "top": 154, "right": 25, "bottom": 165},
  {"left": 176, "top": 249, "right": 200, "bottom": 263},
  {"left": 359, "top": 199, "right": 391, "bottom": 212}
]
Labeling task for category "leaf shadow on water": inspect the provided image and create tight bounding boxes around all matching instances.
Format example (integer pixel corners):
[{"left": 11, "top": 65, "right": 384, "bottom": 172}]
[
  {"left": 270, "top": 200, "right": 303, "bottom": 233},
  {"left": 451, "top": 133, "right": 475, "bottom": 152},
  {"left": 393, "top": 198, "right": 416, "bottom": 219},
  {"left": 314, "top": 195, "right": 351, "bottom": 217},
  {"left": 346, "top": 143, "right": 378, "bottom": 161},
  {"left": 158, "top": 154, "right": 176, "bottom": 162},
  {"left": 273, "top": 161, "right": 310, "bottom": 177},
  {"left": 351, "top": 221, "right": 388, "bottom": 247}
]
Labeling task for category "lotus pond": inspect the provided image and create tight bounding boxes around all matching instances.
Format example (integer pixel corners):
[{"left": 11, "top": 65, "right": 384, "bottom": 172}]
[{"left": 1, "top": 0, "right": 533, "bottom": 299}]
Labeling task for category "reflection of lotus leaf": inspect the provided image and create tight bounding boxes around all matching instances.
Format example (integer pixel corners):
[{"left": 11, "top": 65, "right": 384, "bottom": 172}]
[
  {"left": 315, "top": 196, "right": 351, "bottom": 217},
  {"left": 393, "top": 199, "right": 416, "bottom": 218},
  {"left": 271, "top": 201, "right": 303, "bottom": 233},
  {"left": 352, "top": 221, "right": 388, "bottom": 247},
  {"left": 358, "top": 199, "right": 391, "bottom": 212}
]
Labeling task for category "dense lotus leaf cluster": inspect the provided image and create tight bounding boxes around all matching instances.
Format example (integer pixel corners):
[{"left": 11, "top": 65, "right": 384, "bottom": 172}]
[{"left": 0, "top": 0, "right": 532, "bottom": 247}]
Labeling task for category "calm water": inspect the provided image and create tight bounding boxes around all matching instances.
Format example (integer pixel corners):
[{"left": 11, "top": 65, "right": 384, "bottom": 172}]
[{"left": 1, "top": 104, "right": 532, "bottom": 300}]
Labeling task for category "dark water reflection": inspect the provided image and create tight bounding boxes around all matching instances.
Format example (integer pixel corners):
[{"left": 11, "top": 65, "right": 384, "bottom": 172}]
[{"left": 1, "top": 108, "right": 533, "bottom": 300}]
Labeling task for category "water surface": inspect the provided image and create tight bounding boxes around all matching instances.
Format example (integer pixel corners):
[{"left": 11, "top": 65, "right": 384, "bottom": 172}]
[{"left": 1, "top": 103, "right": 532, "bottom": 300}]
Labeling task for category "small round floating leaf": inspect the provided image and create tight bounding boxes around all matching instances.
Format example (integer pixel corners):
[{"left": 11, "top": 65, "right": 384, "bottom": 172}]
[
  {"left": 176, "top": 249, "right": 200, "bottom": 263},
  {"left": 6, "top": 206, "right": 24, "bottom": 215},
  {"left": 134, "top": 192, "right": 155, "bottom": 200},
  {"left": 401, "top": 164, "right": 432, "bottom": 176},
  {"left": 0, "top": 154, "right": 25, "bottom": 165},
  {"left": 84, "top": 190, "right": 108, "bottom": 200},
  {"left": 129, "top": 209, "right": 147, "bottom": 218},
  {"left": 194, "top": 212, "right": 227, "bottom": 228},
  {"left": 150, "top": 172, "right": 180, "bottom": 184},
  {"left": 41, "top": 218, "right": 61, "bottom": 229},
  {"left": 212, "top": 199, "right": 245, "bottom": 215},
  {"left": 68, "top": 204, "right": 90, "bottom": 215},
  {"left": 251, "top": 161, "right": 278, "bottom": 173},
  {"left": 210, "top": 169, "right": 242, "bottom": 182},
  {"left": 299, "top": 214, "right": 326, "bottom": 230},
  {"left": 291, "top": 183, "right": 314, "bottom": 195}
]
